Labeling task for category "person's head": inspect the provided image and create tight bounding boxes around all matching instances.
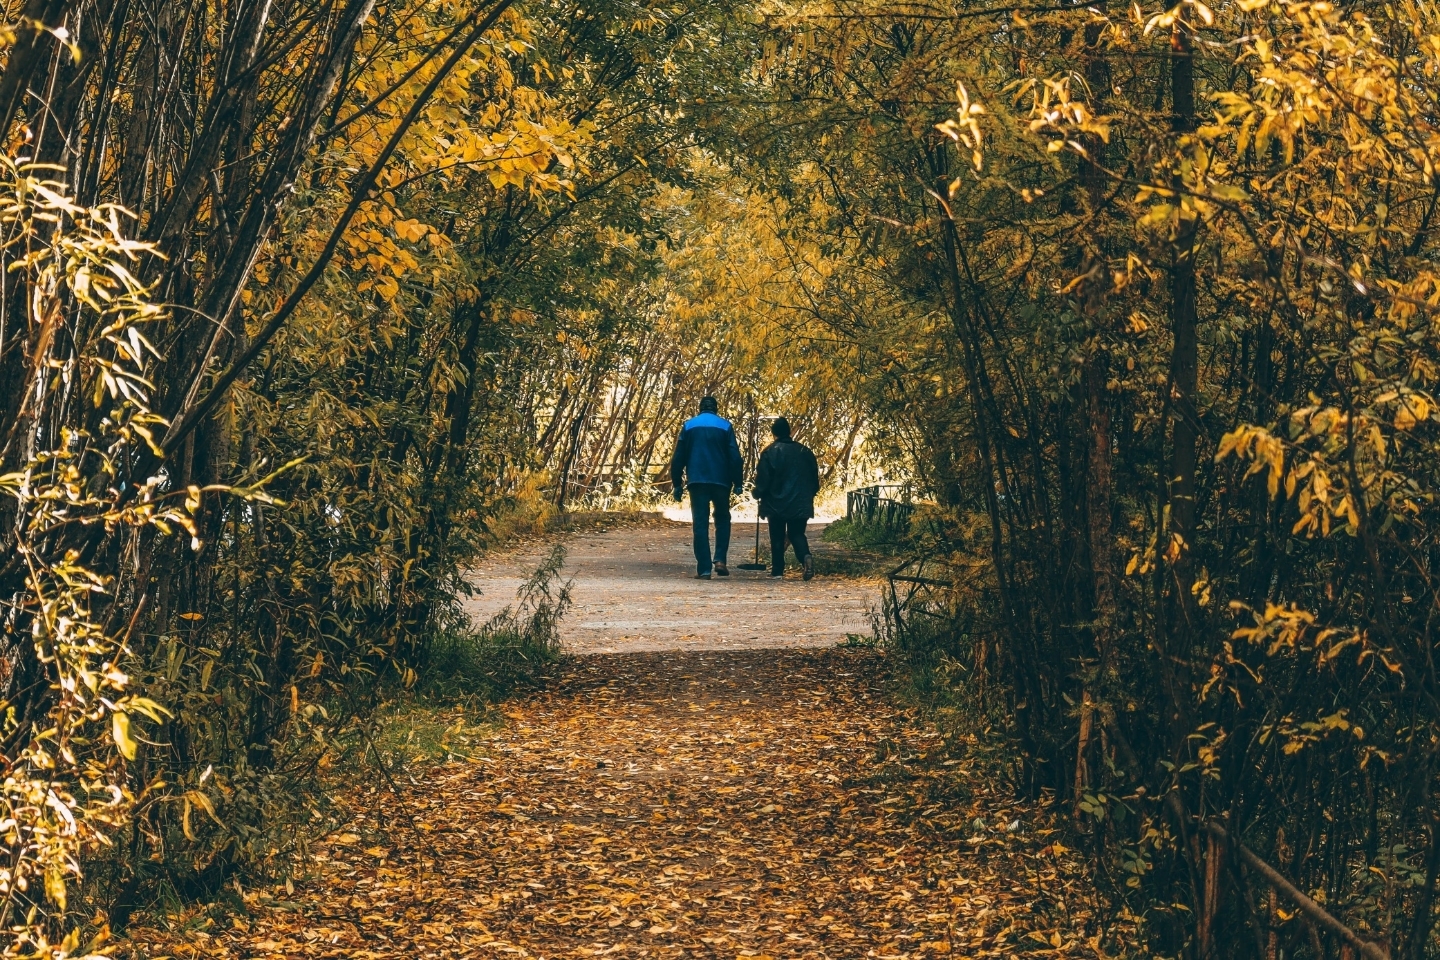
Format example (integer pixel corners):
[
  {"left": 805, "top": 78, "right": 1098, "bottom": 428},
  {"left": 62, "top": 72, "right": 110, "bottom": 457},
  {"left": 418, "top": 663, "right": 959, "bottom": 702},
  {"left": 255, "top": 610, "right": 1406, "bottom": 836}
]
[
  {"left": 699, "top": 395, "right": 719, "bottom": 414},
  {"left": 771, "top": 416, "right": 791, "bottom": 441}
]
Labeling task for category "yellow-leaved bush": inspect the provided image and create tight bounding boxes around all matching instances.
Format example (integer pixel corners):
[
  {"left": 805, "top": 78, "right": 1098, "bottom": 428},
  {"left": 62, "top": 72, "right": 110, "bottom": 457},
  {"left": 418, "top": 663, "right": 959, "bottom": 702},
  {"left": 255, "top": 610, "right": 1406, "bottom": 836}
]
[{"left": 0, "top": 161, "right": 192, "bottom": 959}]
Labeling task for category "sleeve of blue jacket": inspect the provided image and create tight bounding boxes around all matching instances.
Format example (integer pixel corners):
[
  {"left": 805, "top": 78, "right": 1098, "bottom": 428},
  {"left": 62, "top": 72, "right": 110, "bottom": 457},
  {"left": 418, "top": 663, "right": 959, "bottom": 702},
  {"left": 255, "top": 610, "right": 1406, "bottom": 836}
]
[{"left": 728, "top": 429, "right": 744, "bottom": 492}]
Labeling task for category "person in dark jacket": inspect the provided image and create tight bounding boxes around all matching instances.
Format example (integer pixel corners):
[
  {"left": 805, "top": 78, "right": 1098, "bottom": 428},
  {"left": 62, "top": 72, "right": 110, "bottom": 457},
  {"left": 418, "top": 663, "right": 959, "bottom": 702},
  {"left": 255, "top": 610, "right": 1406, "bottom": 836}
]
[
  {"left": 670, "top": 396, "right": 744, "bottom": 579},
  {"left": 751, "top": 417, "right": 820, "bottom": 580}
]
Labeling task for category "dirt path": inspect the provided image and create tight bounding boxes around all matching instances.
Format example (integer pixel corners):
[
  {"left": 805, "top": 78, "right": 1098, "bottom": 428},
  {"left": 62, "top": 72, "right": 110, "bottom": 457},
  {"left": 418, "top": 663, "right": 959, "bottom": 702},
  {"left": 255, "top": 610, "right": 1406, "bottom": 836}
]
[
  {"left": 126, "top": 523, "right": 1092, "bottom": 958},
  {"left": 464, "top": 520, "right": 877, "bottom": 652}
]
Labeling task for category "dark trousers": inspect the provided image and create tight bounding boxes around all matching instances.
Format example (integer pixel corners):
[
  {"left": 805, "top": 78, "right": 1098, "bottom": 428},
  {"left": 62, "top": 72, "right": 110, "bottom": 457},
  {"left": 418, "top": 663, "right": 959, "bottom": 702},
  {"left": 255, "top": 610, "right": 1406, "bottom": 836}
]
[
  {"left": 768, "top": 516, "right": 810, "bottom": 575},
  {"left": 688, "top": 483, "right": 731, "bottom": 574}
]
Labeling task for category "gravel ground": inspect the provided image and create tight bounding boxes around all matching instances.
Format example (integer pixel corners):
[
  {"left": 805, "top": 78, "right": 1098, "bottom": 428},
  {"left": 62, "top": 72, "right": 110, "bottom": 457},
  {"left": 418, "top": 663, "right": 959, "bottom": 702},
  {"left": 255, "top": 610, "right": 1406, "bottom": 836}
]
[{"left": 463, "top": 519, "right": 880, "bottom": 653}]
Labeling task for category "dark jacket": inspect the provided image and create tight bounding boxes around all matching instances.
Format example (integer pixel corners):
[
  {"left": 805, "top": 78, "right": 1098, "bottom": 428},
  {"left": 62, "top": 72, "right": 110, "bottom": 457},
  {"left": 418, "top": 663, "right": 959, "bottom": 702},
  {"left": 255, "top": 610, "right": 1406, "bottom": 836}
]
[
  {"left": 670, "top": 412, "right": 744, "bottom": 492},
  {"left": 752, "top": 439, "right": 820, "bottom": 519}
]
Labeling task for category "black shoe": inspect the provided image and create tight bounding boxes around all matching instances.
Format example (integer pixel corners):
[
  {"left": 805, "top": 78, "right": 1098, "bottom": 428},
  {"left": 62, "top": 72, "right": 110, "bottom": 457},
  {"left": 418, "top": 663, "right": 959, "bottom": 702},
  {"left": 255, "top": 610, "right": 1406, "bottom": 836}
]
[
  {"left": 695, "top": 571, "right": 712, "bottom": 580},
  {"left": 768, "top": 571, "right": 783, "bottom": 579},
  {"left": 714, "top": 563, "right": 729, "bottom": 577},
  {"left": 802, "top": 555, "right": 814, "bottom": 581}
]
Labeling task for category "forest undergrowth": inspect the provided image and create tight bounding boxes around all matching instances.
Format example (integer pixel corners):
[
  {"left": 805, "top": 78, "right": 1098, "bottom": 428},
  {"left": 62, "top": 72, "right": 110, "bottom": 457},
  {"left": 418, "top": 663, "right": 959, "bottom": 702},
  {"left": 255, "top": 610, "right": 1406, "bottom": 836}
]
[{"left": 117, "top": 547, "right": 572, "bottom": 942}]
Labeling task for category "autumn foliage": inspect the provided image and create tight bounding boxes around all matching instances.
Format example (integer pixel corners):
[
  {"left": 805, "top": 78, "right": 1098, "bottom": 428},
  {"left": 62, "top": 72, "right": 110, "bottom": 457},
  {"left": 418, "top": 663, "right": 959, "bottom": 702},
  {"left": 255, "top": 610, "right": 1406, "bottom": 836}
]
[
  {"left": 0, "top": 0, "right": 1438, "bottom": 957},
  {"left": 714, "top": 0, "right": 1440, "bottom": 957}
]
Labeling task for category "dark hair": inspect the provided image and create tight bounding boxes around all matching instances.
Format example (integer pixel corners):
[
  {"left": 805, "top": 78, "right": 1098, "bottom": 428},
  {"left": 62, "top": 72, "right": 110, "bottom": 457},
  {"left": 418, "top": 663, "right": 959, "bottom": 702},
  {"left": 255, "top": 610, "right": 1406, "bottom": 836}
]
[
  {"left": 771, "top": 416, "right": 791, "bottom": 440},
  {"left": 699, "top": 395, "right": 718, "bottom": 413}
]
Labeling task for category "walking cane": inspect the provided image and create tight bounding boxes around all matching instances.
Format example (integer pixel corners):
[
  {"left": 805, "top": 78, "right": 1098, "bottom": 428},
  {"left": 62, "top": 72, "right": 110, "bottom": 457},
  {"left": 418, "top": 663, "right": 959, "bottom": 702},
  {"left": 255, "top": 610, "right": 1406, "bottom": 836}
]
[{"left": 738, "top": 514, "right": 766, "bottom": 570}]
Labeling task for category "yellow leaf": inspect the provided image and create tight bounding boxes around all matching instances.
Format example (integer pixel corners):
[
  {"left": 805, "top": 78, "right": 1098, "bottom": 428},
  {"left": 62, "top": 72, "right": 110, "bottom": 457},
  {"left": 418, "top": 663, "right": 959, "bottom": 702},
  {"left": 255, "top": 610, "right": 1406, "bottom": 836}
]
[
  {"left": 395, "top": 218, "right": 427, "bottom": 243},
  {"left": 1395, "top": 394, "right": 1430, "bottom": 430},
  {"left": 45, "top": 863, "right": 67, "bottom": 911},
  {"left": 186, "top": 789, "right": 222, "bottom": 826},
  {"left": 113, "top": 711, "right": 137, "bottom": 761}
]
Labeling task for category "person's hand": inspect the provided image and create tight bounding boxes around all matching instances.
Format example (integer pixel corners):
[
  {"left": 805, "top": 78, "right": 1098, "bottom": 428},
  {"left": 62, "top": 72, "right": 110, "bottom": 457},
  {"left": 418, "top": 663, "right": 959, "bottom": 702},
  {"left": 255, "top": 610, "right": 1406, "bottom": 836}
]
[{"left": 673, "top": 488, "right": 684, "bottom": 502}]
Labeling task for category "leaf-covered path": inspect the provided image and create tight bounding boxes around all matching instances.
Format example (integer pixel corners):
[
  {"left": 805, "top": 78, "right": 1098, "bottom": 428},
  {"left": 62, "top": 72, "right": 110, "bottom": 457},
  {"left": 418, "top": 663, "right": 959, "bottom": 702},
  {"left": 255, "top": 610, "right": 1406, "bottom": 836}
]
[{"left": 131, "top": 526, "right": 1094, "bottom": 958}]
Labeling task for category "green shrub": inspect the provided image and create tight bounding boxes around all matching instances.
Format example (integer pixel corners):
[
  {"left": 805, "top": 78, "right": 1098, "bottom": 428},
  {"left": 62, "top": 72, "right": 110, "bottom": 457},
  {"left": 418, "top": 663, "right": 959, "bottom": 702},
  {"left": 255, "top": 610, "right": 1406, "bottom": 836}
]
[
  {"left": 822, "top": 514, "right": 914, "bottom": 553},
  {"left": 416, "top": 545, "right": 571, "bottom": 702}
]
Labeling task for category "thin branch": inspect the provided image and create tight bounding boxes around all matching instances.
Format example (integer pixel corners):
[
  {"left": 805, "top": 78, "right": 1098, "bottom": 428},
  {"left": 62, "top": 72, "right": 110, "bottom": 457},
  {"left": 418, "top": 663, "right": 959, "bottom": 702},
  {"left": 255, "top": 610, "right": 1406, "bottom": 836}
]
[
  {"left": 1205, "top": 821, "right": 1388, "bottom": 960},
  {"left": 162, "top": 0, "right": 517, "bottom": 457}
]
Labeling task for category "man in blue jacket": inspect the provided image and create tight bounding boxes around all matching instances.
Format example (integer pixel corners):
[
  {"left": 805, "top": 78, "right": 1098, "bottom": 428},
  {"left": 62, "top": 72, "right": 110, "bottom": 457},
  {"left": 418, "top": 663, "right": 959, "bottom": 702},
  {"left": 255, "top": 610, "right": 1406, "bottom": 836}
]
[{"left": 670, "top": 396, "right": 744, "bottom": 579}]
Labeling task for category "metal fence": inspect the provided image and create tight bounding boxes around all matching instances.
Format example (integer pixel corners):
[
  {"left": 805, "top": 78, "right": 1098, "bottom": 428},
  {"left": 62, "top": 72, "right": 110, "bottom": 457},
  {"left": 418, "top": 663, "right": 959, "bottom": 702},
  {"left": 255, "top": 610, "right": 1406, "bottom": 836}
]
[
  {"left": 844, "top": 484, "right": 916, "bottom": 533},
  {"left": 882, "top": 555, "right": 952, "bottom": 642}
]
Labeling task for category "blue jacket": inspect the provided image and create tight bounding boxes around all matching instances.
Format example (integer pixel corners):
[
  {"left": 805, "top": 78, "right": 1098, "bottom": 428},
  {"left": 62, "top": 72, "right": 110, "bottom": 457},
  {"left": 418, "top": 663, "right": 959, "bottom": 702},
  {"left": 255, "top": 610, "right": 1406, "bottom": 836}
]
[{"left": 670, "top": 412, "right": 744, "bottom": 492}]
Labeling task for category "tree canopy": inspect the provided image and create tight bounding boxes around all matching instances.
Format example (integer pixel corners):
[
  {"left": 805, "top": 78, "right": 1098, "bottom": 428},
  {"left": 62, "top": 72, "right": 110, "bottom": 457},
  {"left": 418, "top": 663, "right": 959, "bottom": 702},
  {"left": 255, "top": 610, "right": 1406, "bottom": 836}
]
[{"left": 1, "top": 0, "right": 1438, "bottom": 956}]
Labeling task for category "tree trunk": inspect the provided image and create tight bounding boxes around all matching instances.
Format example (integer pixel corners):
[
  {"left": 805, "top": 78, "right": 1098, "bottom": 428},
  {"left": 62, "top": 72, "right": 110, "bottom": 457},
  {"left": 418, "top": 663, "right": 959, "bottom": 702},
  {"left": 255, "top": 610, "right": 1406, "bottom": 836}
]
[{"left": 1167, "top": 20, "right": 1200, "bottom": 622}]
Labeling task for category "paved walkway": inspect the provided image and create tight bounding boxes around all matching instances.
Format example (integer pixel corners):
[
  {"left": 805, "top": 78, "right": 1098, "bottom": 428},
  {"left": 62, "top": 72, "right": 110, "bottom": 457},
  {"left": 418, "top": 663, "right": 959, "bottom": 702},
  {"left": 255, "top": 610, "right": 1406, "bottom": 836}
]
[{"left": 463, "top": 520, "right": 877, "bottom": 653}]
